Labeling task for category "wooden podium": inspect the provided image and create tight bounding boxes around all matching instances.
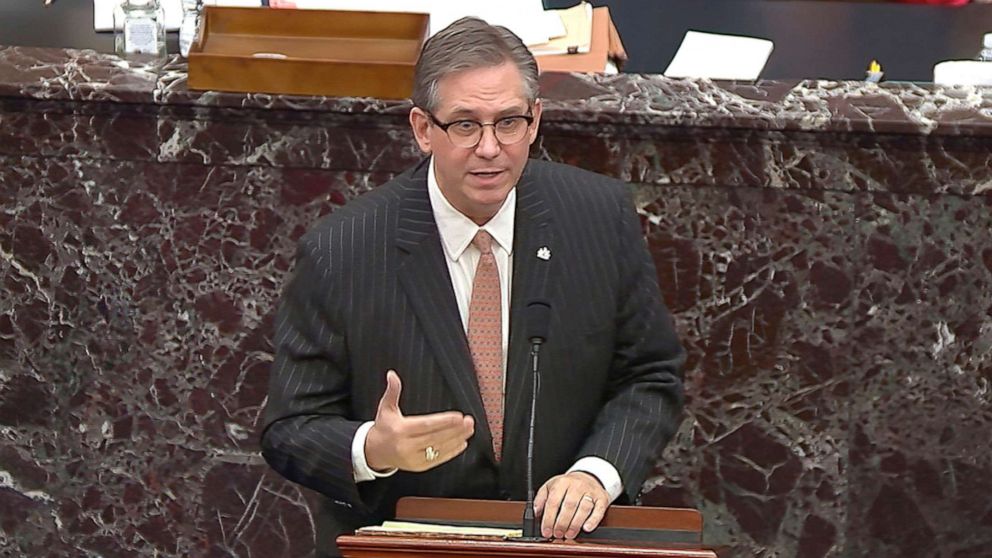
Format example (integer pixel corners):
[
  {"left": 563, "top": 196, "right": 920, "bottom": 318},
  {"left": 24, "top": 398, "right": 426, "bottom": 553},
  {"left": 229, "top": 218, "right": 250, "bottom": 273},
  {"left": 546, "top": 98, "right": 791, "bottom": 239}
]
[{"left": 337, "top": 498, "right": 720, "bottom": 558}]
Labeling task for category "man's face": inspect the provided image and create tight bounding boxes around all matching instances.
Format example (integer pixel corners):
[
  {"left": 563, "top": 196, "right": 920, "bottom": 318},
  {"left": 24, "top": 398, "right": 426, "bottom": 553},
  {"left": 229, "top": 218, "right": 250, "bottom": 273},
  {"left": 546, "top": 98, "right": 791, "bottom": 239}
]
[{"left": 410, "top": 62, "right": 542, "bottom": 225}]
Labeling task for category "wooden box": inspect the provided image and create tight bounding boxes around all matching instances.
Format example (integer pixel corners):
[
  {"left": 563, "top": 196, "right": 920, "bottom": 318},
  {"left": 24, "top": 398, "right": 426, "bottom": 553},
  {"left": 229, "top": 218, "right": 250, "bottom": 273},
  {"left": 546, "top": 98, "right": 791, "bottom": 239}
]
[{"left": 187, "top": 6, "right": 429, "bottom": 99}]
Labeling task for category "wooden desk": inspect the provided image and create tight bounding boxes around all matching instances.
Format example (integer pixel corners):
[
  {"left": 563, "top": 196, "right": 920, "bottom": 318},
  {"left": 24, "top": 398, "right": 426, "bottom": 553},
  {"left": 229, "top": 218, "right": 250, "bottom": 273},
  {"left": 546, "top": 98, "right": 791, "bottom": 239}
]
[
  {"left": 338, "top": 498, "right": 718, "bottom": 558},
  {"left": 337, "top": 536, "right": 720, "bottom": 558}
]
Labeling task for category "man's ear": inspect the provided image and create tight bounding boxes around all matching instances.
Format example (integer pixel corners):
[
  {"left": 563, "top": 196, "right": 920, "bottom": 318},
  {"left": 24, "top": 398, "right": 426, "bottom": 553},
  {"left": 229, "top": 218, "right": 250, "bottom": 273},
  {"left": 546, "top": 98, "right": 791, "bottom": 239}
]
[
  {"left": 527, "top": 98, "right": 543, "bottom": 146},
  {"left": 410, "top": 107, "right": 432, "bottom": 154}
]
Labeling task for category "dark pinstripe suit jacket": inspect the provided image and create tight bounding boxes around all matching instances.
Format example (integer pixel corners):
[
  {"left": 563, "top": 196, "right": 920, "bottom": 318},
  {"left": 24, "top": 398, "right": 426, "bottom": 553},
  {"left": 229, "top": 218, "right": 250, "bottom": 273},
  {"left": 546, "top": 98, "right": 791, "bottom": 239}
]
[{"left": 261, "top": 158, "right": 685, "bottom": 557}]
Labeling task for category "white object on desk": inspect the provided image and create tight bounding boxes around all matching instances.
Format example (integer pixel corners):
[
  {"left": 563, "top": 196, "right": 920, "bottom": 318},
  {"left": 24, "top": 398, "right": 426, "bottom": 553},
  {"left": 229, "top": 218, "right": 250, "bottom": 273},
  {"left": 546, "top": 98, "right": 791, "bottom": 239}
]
[
  {"left": 977, "top": 32, "right": 992, "bottom": 62},
  {"left": 95, "top": 0, "right": 178, "bottom": 31},
  {"left": 94, "top": 0, "right": 260, "bottom": 31},
  {"left": 664, "top": 30, "right": 774, "bottom": 81},
  {"left": 933, "top": 60, "right": 992, "bottom": 86}
]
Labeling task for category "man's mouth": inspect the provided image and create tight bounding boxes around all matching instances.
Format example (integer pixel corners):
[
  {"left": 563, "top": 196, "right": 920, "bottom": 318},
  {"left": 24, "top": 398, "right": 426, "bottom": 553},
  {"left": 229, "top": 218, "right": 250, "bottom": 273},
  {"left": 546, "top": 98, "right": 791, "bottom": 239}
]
[{"left": 470, "top": 169, "right": 504, "bottom": 178}]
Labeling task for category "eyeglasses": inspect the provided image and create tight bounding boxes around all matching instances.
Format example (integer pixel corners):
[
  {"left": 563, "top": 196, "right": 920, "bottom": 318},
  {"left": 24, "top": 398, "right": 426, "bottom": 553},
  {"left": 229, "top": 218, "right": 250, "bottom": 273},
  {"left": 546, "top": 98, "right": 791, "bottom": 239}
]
[{"left": 426, "top": 111, "right": 535, "bottom": 149}]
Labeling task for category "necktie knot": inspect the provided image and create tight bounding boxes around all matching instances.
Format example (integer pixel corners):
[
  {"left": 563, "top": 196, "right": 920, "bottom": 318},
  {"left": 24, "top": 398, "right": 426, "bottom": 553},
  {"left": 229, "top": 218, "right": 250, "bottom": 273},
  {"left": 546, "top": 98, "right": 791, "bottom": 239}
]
[{"left": 473, "top": 229, "right": 494, "bottom": 255}]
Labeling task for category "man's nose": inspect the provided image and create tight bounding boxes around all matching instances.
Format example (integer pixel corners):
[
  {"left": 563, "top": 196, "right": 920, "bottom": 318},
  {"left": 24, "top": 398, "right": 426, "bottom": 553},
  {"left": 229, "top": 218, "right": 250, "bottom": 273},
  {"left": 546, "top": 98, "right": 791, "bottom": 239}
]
[{"left": 474, "top": 125, "right": 501, "bottom": 158}]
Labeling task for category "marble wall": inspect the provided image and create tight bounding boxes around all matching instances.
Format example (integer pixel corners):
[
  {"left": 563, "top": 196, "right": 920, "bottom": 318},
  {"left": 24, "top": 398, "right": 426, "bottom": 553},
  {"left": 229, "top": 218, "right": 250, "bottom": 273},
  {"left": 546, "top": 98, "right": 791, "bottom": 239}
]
[{"left": 1, "top": 47, "right": 991, "bottom": 557}]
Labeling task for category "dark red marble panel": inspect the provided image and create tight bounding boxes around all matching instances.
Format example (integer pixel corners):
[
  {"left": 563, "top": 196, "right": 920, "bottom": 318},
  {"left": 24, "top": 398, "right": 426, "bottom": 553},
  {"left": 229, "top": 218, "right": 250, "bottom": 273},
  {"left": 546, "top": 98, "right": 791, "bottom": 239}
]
[
  {"left": 0, "top": 47, "right": 162, "bottom": 104},
  {"left": 4, "top": 47, "right": 992, "bottom": 137},
  {"left": 847, "top": 193, "right": 992, "bottom": 558},
  {"left": 3, "top": 44, "right": 992, "bottom": 558},
  {"left": 538, "top": 127, "right": 992, "bottom": 197},
  {"left": 0, "top": 99, "right": 160, "bottom": 161},
  {"left": 638, "top": 186, "right": 855, "bottom": 557},
  {"left": 0, "top": 156, "right": 393, "bottom": 556},
  {"left": 0, "top": 98, "right": 420, "bottom": 172},
  {"left": 153, "top": 105, "right": 419, "bottom": 171}
]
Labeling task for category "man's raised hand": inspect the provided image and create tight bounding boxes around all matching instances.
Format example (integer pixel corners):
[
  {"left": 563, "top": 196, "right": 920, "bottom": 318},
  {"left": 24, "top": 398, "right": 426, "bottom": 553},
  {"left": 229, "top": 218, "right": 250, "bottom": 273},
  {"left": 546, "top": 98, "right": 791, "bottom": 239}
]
[{"left": 364, "top": 370, "right": 475, "bottom": 472}]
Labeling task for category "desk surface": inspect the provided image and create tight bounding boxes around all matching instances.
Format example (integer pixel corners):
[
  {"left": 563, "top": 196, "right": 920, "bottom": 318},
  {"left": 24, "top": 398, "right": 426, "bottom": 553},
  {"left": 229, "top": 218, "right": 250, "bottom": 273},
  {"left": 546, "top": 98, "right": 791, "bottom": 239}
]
[{"left": 2, "top": 0, "right": 991, "bottom": 81}]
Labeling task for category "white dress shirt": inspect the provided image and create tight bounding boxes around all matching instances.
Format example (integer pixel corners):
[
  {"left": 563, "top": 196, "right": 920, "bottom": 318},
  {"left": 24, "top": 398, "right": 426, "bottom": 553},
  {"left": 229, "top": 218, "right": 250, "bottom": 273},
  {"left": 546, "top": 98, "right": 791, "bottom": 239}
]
[{"left": 351, "top": 158, "right": 623, "bottom": 503}]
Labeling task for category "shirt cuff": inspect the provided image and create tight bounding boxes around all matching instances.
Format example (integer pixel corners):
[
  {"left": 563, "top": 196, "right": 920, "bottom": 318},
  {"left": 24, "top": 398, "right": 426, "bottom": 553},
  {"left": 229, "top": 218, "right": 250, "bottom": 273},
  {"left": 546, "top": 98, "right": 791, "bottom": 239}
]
[
  {"left": 352, "top": 421, "right": 398, "bottom": 483},
  {"left": 568, "top": 456, "right": 623, "bottom": 503}
]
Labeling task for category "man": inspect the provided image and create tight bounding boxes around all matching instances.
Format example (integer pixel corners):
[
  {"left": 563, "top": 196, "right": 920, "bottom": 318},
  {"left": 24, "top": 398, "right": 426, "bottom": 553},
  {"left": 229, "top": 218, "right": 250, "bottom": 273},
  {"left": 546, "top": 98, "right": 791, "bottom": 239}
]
[{"left": 261, "top": 17, "right": 685, "bottom": 558}]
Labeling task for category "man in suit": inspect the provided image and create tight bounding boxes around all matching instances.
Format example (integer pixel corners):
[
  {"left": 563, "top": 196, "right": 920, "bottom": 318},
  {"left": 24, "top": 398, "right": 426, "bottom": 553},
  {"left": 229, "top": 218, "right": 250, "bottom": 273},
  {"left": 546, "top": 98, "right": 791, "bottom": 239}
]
[{"left": 261, "top": 17, "right": 685, "bottom": 558}]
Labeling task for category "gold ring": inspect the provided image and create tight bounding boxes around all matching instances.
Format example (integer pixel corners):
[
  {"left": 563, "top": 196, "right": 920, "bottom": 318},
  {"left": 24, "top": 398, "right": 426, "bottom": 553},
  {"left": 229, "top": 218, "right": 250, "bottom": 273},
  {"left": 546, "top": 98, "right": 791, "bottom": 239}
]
[
  {"left": 582, "top": 494, "right": 595, "bottom": 504},
  {"left": 425, "top": 446, "right": 440, "bottom": 462}
]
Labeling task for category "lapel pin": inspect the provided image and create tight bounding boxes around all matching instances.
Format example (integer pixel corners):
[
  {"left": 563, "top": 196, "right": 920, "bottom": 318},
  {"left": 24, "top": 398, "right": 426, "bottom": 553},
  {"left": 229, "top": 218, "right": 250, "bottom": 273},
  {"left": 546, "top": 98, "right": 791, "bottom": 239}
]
[{"left": 536, "top": 247, "right": 551, "bottom": 261}]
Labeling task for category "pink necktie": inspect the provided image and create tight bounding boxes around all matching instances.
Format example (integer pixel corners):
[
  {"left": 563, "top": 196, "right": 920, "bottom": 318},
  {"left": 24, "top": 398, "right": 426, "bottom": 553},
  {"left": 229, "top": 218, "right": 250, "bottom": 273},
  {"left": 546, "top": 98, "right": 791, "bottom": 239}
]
[{"left": 468, "top": 230, "right": 504, "bottom": 460}]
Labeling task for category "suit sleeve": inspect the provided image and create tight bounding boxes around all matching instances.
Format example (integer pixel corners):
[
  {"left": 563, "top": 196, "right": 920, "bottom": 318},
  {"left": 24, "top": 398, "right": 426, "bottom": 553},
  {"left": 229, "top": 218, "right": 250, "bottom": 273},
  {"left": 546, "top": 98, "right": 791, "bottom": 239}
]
[
  {"left": 576, "top": 186, "right": 686, "bottom": 504},
  {"left": 259, "top": 235, "right": 386, "bottom": 517}
]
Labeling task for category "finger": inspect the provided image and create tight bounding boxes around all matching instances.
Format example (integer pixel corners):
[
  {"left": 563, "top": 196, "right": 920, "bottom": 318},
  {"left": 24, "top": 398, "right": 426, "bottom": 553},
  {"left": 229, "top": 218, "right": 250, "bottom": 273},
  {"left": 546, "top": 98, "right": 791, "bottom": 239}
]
[
  {"left": 534, "top": 480, "right": 550, "bottom": 515},
  {"left": 403, "top": 411, "right": 475, "bottom": 442},
  {"left": 397, "top": 416, "right": 474, "bottom": 471},
  {"left": 552, "top": 486, "right": 582, "bottom": 539},
  {"left": 422, "top": 437, "right": 470, "bottom": 469},
  {"left": 378, "top": 370, "right": 403, "bottom": 415},
  {"left": 404, "top": 430, "right": 473, "bottom": 466},
  {"left": 407, "top": 432, "right": 471, "bottom": 472},
  {"left": 565, "top": 493, "right": 596, "bottom": 539},
  {"left": 583, "top": 496, "right": 608, "bottom": 533},
  {"left": 401, "top": 411, "right": 474, "bottom": 438},
  {"left": 540, "top": 479, "right": 568, "bottom": 538}
]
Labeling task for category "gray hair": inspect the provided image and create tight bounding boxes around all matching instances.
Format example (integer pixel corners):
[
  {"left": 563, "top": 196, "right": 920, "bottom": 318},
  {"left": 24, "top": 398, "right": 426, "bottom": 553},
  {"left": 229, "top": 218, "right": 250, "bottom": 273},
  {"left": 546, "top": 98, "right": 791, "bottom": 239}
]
[{"left": 412, "top": 17, "right": 539, "bottom": 113}]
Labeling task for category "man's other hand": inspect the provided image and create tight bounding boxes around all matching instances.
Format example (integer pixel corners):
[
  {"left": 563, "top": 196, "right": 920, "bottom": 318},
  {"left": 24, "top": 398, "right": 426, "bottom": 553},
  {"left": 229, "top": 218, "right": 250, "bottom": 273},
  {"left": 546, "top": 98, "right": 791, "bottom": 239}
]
[
  {"left": 365, "top": 370, "right": 475, "bottom": 472},
  {"left": 534, "top": 471, "right": 610, "bottom": 539}
]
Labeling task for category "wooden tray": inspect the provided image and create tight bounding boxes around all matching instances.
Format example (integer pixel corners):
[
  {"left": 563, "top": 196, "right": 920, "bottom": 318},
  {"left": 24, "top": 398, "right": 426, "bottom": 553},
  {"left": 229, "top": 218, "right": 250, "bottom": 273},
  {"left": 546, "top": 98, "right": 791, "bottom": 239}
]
[{"left": 187, "top": 6, "right": 428, "bottom": 99}]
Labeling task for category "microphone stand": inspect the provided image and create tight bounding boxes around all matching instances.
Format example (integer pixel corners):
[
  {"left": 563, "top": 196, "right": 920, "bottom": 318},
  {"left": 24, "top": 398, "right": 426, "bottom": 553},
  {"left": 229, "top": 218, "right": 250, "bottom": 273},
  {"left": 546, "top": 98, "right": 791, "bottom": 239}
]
[
  {"left": 509, "top": 336, "right": 547, "bottom": 542},
  {"left": 521, "top": 339, "right": 542, "bottom": 539},
  {"left": 509, "top": 299, "right": 550, "bottom": 543}
]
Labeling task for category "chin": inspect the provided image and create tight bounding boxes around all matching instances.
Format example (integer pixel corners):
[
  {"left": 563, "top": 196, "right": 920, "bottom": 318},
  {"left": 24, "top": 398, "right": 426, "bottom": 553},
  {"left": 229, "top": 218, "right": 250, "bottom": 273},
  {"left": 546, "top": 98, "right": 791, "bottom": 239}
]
[{"left": 473, "top": 188, "right": 511, "bottom": 208}]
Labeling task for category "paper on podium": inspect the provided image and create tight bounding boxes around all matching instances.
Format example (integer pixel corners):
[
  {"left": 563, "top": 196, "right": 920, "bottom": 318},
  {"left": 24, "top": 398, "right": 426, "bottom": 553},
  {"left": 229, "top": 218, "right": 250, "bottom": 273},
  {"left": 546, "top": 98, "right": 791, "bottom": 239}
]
[
  {"left": 664, "top": 31, "right": 773, "bottom": 81},
  {"left": 529, "top": 2, "right": 593, "bottom": 57},
  {"left": 934, "top": 60, "right": 992, "bottom": 86},
  {"left": 357, "top": 521, "right": 523, "bottom": 539}
]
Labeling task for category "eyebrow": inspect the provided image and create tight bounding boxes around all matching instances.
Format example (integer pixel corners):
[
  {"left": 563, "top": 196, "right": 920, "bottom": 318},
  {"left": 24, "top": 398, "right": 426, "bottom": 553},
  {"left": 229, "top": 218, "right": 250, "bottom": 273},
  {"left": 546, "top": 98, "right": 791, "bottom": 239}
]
[{"left": 445, "top": 105, "right": 530, "bottom": 119}]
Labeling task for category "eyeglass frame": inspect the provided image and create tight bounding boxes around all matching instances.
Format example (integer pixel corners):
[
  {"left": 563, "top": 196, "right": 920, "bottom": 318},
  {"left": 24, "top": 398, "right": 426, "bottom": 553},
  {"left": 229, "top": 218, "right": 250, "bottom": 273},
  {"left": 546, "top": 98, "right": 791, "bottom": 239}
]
[{"left": 424, "top": 110, "right": 536, "bottom": 148}]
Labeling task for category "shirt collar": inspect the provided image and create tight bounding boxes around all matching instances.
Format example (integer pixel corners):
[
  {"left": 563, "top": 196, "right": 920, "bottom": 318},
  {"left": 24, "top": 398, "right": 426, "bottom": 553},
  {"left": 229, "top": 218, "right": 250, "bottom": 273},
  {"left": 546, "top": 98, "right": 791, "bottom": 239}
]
[{"left": 427, "top": 156, "right": 516, "bottom": 262}]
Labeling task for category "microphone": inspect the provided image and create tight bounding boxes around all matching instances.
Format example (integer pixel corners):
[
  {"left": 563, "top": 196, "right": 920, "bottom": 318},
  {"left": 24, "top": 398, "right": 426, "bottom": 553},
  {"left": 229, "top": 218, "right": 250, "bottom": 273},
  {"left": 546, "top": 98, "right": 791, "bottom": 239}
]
[
  {"left": 519, "top": 299, "right": 551, "bottom": 541},
  {"left": 526, "top": 299, "right": 551, "bottom": 345}
]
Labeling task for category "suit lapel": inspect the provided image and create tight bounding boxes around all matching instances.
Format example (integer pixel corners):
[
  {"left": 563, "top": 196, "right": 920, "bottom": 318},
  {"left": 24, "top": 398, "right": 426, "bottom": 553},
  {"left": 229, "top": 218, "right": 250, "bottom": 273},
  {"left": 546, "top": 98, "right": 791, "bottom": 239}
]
[
  {"left": 395, "top": 163, "right": 494, "bottom": 462},
  {"left": 502, "top": 165, "right": 557, "bottom": 464}
]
